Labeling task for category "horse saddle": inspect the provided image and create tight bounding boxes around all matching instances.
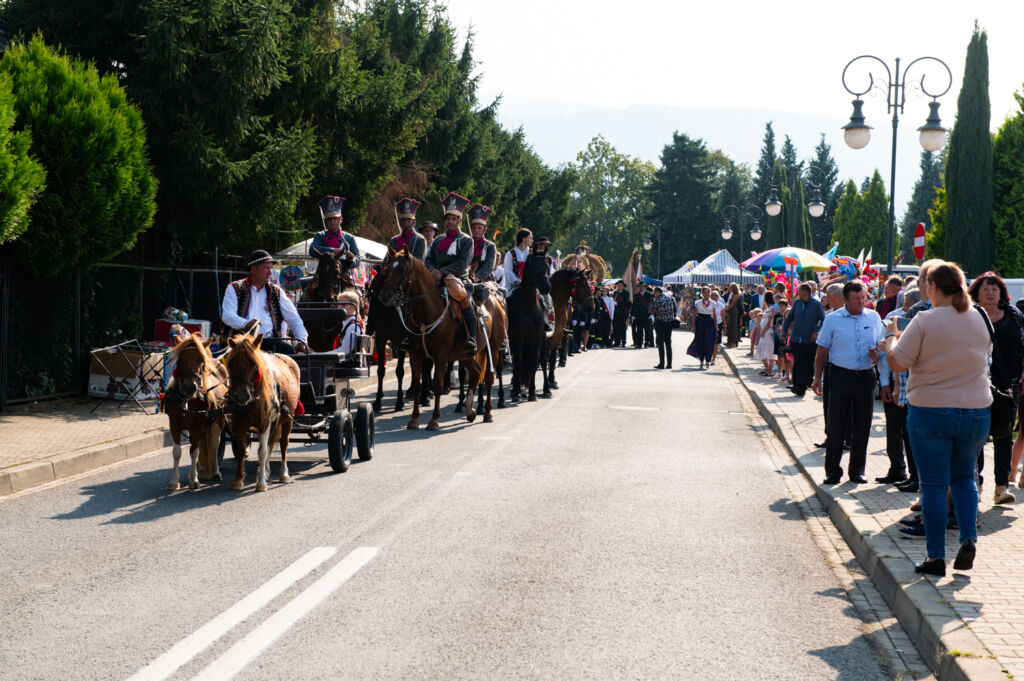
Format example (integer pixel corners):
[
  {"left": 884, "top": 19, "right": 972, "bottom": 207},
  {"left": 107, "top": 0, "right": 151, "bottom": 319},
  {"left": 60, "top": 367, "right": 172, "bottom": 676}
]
[{"left": 472, "top": 283, "right": 491, "bottom": 304}]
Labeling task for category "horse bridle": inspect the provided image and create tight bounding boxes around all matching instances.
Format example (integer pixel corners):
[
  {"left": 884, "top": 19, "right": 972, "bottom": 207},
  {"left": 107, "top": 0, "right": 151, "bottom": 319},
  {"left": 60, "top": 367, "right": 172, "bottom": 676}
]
[
  {"left": 380, "top": 259, "right": 449, "bottom": 338},
  {"left": 170, "top": 346, "right": 225, "bottom": 417}
]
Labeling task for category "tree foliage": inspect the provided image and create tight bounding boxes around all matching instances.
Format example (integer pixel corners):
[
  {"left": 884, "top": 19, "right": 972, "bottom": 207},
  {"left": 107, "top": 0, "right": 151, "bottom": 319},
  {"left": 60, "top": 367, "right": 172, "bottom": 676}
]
[
  {"left": 752, "top": 122, "right": 777, "bottom": 212},
  {"left": 944, "top": 22, "right": 993, "bottom": 276},
  {"left": 646, "top": 132, "right": 719, "bottom": 274},
  {"left": 565, "top": 135, "right": 654, "bottom": 276},
  {"left": 831, "top": 170, "right": 889, "bottom": 258},
  {"left": 0, "top": 35, "right": 155, "bottom": 273},
  {"left": 0, "top": 69, "right": 45, "bottom": 245},
  {"left": 926, "top": 187, "right": 948, "bottom": 260},
  {"left": 806, "top": 134, "right": 840, "bottom": 253},
  {"left": 898, "top": 150, "right": 943, "bottom": 261},
  {"left": 992, "top": 91, "right": 1024, "bottom": 277}
]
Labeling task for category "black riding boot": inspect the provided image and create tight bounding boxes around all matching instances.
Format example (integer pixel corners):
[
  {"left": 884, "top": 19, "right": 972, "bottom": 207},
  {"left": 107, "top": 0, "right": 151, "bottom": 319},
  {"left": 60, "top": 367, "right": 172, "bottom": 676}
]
[{"left": 463, "top": 305, "right": 478, "bottom": 354}]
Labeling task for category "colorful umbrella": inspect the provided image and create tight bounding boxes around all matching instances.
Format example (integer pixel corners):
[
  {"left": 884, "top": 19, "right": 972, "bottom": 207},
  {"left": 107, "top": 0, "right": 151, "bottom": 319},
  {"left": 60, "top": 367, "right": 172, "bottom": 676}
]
[{"left": 740, "top": 246, "right": 833, "bottom": 272}]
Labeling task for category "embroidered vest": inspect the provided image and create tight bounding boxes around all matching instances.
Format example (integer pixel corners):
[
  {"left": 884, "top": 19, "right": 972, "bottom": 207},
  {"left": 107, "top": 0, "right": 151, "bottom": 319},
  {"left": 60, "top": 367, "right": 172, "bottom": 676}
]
[{"left": 231, "top": 278, "right": 284, "bottom": 335}]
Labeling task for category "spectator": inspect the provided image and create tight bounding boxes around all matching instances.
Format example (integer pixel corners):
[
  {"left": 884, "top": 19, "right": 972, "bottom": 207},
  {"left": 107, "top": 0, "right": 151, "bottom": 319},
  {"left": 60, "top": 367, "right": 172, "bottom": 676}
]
[
  {"left": 772, "top": 299, "right": 790, "bottom": 382},
  {"left": 650, "top": 285, "right": 679, "bottom": 370},
  {"left": 876, "top": 275, "right": 904, "bottom": 319},
  {"left": 969, "top": 271, "right": 1024, "bottom": 504},
  {"left": 883, "top": 261, "right": 991, "bottom": 576},
  {"left": 686, "top": 286, "right": 716, "bottom": 369},
  {"left": 811, "top": 280, "right": 885, "bottom": 485},
  {"left": 877, "top": 286, "right": 922, "bottom": 487},
  {"left": 782, "top": 282, "right": 826, "bottom": 397},
  {"left": 724, "top": 282, "right": 742, "bottom": 348}
]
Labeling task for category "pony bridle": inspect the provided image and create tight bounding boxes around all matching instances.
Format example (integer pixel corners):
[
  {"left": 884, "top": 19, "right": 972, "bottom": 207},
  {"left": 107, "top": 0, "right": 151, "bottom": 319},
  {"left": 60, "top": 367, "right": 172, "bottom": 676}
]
[
  {"left": 380, "top": 259, "right": 448, "bottom": 337},
  {"left": 172, "top": 346, "right": 223, "bottom": 415}
]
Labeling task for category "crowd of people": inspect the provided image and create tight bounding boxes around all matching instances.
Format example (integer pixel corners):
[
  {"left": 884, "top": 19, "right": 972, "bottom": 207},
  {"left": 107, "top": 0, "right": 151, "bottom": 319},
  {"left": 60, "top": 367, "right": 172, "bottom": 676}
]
[{"left": 691, "top": 261, "right": 1024, "bottom": 578}]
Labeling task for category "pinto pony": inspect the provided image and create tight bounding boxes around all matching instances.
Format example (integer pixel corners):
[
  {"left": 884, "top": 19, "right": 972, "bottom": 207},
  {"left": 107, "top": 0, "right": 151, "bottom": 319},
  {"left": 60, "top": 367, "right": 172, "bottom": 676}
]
[
  {"left": 378, "top": 249, "right": 506, "bottom": 429},
  {"left": 164, "top": 333, "right": 228, "bottom": 489},
  {"left": 223, "top": 334, "right": 301, "bottom": 491}
]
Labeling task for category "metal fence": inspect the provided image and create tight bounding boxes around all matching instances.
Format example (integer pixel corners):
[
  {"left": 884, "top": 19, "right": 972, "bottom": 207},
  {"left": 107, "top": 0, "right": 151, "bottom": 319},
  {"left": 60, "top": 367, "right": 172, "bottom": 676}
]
[{"left": 0, "top": 257, "right": 245, "bottom": 410}]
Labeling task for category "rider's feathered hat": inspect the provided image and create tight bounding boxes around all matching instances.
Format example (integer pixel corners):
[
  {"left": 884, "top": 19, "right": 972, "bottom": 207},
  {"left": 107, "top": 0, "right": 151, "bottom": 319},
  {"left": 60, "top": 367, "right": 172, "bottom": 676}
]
[
  {"left": 395, "top": 197, "right": 421, "bottom": 220},
  {"left": 441, "top": 191, "right": 470, "bottom": 218},
  {"left": 468, "top": 203, "right": 491, "bottom": 226},
  {"left": 318, "top": 195, "right": 345, "bottom": 219}
]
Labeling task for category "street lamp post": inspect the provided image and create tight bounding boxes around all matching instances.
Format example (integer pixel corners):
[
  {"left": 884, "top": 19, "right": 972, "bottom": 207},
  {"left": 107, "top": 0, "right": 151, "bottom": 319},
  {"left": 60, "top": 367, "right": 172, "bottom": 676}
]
[
  {"left": 643, "top": 224, "right": 662, "bottom": 279},
  {"left": 840, "top": 55, "right": 952, "bottom": 274},
  {"left": 720, "top": 205, "right": 762, "bottom": 266},
  {"left": 764, "top": 164, "right": 828, "bottom": 247}
]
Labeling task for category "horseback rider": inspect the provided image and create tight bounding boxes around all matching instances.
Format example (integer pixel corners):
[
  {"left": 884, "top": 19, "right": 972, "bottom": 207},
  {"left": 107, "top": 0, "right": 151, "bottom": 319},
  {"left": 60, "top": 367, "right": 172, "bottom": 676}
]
[
  {"left": 420, "top": 221, "right": 437, "bottom": 250},
  {"left": 501, "top": 228, "right": 533, "bottom": 292},
  {"left": 424, "top": 191, "right": 478, "bottom": 354},
  {"left": 390, "top": 197, "right": 427, "bottom": 260},
  {"left": 310, "top": 195, "right": 361, "bottom": 276},
  {"left": 467, "top": 204, "right": 497, "bottom": 282},
  {"left": 221, "top": 249, "right": 309, "bottom": 354}
]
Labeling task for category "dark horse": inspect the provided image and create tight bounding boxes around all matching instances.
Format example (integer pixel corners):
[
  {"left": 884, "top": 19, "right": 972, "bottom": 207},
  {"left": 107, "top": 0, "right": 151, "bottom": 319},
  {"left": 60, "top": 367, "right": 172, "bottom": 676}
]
[
  {"left": 507, "top": 252, "right": 550, "bottom": 402},
  {"left": 300, "top": 250, "right": 355, "bottom": 351},
  {"left": 368, "top": 248, "right": 434, "bottom": 413},
  {"left": 377, "top": 249, "right": 507, "bottom": 429},
  {"left": 540, "top": 268, "right": 594, "bottom": 395}
]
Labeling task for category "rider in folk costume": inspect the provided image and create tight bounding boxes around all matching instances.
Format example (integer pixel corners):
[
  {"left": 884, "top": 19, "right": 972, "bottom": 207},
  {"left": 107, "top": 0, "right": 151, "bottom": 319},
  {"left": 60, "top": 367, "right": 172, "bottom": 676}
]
[
  {"left": 424, "top": 191, "right": 478, "bottom": 353},
  {"left": 467, "top": 204, "right": 497, "bottom": 282},
  {"left": 310, "top": 195, "right": 361, "bottom": 276},
  {"left": 221, "top": 249, "right": 309, "bottom": 354},
  {"left": 502, "top": 228, "right": 555, "bottom": 330},
  {"left": 390, "top": 197, "right": 427, "bottom": 260}
]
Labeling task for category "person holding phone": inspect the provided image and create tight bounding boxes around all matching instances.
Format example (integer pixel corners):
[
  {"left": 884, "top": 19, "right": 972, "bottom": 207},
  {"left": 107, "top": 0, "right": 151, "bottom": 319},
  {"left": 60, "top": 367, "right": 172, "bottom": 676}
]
[{"left": 876, "top": 287, "right": 921, "bottom": 487}]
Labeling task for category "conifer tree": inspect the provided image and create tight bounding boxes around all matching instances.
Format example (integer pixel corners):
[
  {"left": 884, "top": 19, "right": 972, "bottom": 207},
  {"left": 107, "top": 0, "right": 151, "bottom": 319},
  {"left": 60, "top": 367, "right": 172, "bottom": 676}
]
[
  {"left": 806, "top": 134, "right": 840, "bottom": 253},
  {"left": 944, "top": 22, "right": 993, "bottom": 275},
  {"left": 898, "top": 150, "right": 943, "bottom": 259},
  {"left": 753, "top": 122, "right": 777, "bottom": 211},
  {"left": 992, "top": 91, "right": 1024, "bottom": 277}
]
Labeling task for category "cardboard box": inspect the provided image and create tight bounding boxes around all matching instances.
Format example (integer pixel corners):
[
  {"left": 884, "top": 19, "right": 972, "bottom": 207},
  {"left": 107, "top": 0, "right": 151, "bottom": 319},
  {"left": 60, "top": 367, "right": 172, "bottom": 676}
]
[{"left": 89, "top": 348, "right": 166, "bottom": 381}]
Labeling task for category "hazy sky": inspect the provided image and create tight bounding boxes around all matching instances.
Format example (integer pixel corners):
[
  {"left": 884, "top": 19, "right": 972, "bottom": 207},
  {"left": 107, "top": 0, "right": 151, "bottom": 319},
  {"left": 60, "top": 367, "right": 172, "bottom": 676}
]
[{"left": 444, "top": 0, "right": 1021, "bottom": 126}]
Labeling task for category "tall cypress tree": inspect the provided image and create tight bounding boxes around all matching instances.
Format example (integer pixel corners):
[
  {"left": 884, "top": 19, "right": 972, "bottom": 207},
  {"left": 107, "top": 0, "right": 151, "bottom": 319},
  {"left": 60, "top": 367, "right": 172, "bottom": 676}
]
[
  {"left": 898, "top": 150, "right": 944, "bottom": 259},
  {"left": 764, "top": 163, "right": 788, "bottom": 249},
  {"left": 862, "top": 170, "right": 890, "bottom": 262},
  {"left": 944, "top": 22, "right": 993, "bottom": 275},
  {"left": 992, "top": 92, "right": 1024, "bottom": 277},
  {"left": 807, "top": 133, "right": 840, "bottom": 253},
  {"left": 753, "top": 122, "right": 777, "bottom": 210},
  {"left": 780, "top": 135, "right": 802, "bottom": 184},
  {"left": 832, "top": 180, "right": 863, "bottom": 253}
]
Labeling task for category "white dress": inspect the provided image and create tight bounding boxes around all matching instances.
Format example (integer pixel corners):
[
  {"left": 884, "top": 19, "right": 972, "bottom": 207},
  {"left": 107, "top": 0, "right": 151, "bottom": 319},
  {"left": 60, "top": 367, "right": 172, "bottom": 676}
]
[{"left": 754, "top": 315, "right": 775, "bottom": 361}]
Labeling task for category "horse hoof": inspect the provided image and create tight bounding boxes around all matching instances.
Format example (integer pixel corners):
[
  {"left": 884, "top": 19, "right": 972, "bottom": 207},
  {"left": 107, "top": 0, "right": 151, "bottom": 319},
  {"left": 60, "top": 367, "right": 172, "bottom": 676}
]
[
  {"left": 407, "top": 421, "right": 419, "bottom": 430},
  {"left": 188, "top": 481, "right": 198, "bottom": 489},
  {"left": 550, "top": 382, "right": 559, "bottom": 389},
  {"left": 558, "top": 361, "right": 566, "bottom": 368},
  {"left": 372, "top": 402, "right": 382, "bottom": 414},
  {"left": 256, "top": 483, "right": 268, "bottom": 493},
  {"left": 231, "top": 481, "right": 244, "bottom": 491},
  {"left": 483, "top": 413, "right": 493, "bottom": 423},
  {"left": 279, "top": 475, "right": 292, "bottom": 484},
  {"left": 454, "top": 404, "right": 464, "bottom": 413},
  {"left": 167, "top": 482, "right": 180, "bottom": 491},
  {"left": 212, "top": 473, "right": 223, "bottom": 482},
  {"left": 465, "top": 408, "right": 476, "bottom": 422},
  {"left": 498, "top": 401, "right": 506, "bottom": 408},
  {"left": 426, "top": 421, "right": 440, "bottom": 431},
  {"left": 528, "top": 394, "right": 538, "bottom": 402},
  {"left": 394, "top": 401, "right": 405, "bottom": 412}
]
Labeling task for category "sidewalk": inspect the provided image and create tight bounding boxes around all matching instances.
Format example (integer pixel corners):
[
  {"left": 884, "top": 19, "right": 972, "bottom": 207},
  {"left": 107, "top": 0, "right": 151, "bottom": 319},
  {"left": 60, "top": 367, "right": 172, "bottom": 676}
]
[
  {"left": 0, "top": 366, "right": 392, "bottom": 497},
  {"left": 723, "top": 347, "right": 1019, "bottom": 681}
]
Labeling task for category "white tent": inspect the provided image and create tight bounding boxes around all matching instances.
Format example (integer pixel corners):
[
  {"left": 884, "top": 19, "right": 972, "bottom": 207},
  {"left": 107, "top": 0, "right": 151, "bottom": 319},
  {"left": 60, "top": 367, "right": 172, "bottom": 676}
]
[
  {"left": 276, "top": 234, "right": 388, "bottom": 263},
  {"left": 664, "top": 250, "right": 762, "bottom": 285}
]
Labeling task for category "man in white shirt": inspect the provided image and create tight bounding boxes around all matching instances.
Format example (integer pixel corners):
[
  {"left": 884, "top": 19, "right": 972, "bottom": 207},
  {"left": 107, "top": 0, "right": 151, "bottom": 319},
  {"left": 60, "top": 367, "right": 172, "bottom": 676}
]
[{"left": 221, "top": 250, "right": 309, "bottom": 354}]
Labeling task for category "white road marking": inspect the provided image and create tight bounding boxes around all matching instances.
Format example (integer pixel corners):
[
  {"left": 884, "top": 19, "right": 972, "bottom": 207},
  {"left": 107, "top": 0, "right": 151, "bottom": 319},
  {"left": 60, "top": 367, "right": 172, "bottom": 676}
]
[
  {"left": 127, "top": 547, "right": 337, "bottom": 681},
  {"left": 191, "top": 547, "right": 378, "bottom": 681},
  {"left": 607, "top": 405, "right": 660, "bottom": 411}
]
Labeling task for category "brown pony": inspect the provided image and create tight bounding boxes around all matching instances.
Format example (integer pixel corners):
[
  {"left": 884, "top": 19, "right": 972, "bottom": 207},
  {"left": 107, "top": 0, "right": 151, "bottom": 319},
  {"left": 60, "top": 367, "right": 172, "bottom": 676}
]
[
  {"left": 377, "top": 248, "right": 506, "bottom": 429},
  {"left": 223, "top": 334, "right": 301, "bottom": 491},
  {"left": 164, "top": 333, "right": 229, "bottom": 489},
  {"left": 541, "top": 268, "right": 595, "bottom": 394}
]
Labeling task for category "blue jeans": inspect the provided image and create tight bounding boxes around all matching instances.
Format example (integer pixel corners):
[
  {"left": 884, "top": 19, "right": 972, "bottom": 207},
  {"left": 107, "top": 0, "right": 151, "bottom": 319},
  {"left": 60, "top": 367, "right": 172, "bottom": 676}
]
[{"left": 907, "top": 405, "right": 990, "bottom": 560}]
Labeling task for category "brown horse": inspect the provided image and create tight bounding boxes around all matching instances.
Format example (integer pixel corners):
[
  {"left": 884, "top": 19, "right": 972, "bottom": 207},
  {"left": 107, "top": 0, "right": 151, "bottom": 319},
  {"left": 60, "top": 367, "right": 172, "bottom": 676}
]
[
  {"left": 377, "top": 249, "right": 506, "bottom": 429},
  {"left": 223, "top": 334, "right": 301, "bottom": 491},
  {"left": 541, "top": 268, "right": 595, "bottom": 394},
  {"left": 300, "top": 250, "right": 356, "bottom": 351},
  {"left": 164, "top": 333, "right": 229, "bottom": 489}
]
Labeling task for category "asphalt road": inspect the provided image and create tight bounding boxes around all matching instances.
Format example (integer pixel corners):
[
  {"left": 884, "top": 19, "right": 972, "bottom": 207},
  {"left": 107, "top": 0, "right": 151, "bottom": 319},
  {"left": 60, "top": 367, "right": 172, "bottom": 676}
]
[{"left": 0, "top": 332, "right": 888, "bottom": 680}]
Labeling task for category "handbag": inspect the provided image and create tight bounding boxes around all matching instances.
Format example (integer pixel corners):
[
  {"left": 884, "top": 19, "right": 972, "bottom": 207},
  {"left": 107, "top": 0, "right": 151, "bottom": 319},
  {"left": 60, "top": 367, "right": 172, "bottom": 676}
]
[
  {"left": 976, "top": 305, "right": 1016, "bottom": 439},
  {"left": 670, "top": 318, "right": 681, "bottom": 329}
]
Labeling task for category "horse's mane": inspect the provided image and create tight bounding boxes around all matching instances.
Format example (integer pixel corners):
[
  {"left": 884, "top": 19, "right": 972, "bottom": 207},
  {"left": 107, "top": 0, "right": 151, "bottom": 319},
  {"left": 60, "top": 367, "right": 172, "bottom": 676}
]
[
  {"left": 226, "top": 335, "right": 274, "bottom": 405},
  {"left": 172, "top": 333, "right": 214, "bottom": 365}
]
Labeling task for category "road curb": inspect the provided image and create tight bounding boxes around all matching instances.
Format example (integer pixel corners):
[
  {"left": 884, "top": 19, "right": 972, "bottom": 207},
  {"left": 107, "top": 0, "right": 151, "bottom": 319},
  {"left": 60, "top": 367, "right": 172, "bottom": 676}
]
[
  {"left": 0, "top": 369, "right": 391, "bottom": 498},
  {"left": 722, "top": 349, "right": 1005, "bottom": 681}
]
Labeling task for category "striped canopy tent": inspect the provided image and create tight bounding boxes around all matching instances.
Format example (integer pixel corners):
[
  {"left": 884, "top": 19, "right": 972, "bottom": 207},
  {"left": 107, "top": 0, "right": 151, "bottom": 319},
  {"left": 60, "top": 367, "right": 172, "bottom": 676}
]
[
  {"left": 664, "top": 250, "right": 762, "bottom": 285},
  {"left": 660, "top": 259, "right": 698, "bottom": 284}
]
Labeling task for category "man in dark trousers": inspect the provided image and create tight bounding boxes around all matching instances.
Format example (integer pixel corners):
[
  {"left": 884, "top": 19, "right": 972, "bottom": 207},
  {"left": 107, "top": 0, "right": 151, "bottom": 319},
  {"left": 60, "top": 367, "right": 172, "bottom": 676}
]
[
  {"left": 811, "top": 280, "right": 885, "bottom": 485},
  {"left": 611, "top": 280, "right": 632, "bottom": 347},
  {"left": 782, "top": 282, "right": 825, "bottom": 396},
  {"left": 632, "top": 283, "right": 653, "bottom": 348}
]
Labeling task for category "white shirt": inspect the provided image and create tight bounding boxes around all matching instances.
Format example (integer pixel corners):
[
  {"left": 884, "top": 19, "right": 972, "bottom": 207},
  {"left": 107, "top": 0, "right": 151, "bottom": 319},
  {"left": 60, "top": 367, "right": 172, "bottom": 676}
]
[
  {"left": 502, "top": 247, "right": 531, "bottom": 289},
  {"left": 712, "top": 299, "right": 725, "bottom": 324},
  {"left": 694, "top": 299, "right": 715, "bottom": 316},
  {"left": 222, "top": 281, "right": 309, "bottom": 342}
]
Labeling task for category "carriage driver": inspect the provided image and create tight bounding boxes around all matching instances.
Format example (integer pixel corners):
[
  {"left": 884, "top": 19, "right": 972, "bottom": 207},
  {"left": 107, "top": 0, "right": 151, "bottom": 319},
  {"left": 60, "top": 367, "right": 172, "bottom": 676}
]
[
  {"left": 467, "top": 203, "right": 497, "bottom": 282},
  {"left": 221, "top": 250, "right": 309, "bottom": 354},
  {"left": 424, "top": 191, "right": 478, "bottom": 354},
  {"left": 310, "top": 195, "right": 361, "bottom": 276},
  {"left": 390, "top": 197, "right": 427, "bottom": 260}
]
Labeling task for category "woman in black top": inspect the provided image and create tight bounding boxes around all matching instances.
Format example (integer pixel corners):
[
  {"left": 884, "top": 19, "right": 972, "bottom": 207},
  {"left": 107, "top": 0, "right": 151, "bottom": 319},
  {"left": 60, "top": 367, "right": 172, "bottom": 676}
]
[{"left": 970, "top": 272, "right": 1024, "bottom": 504}]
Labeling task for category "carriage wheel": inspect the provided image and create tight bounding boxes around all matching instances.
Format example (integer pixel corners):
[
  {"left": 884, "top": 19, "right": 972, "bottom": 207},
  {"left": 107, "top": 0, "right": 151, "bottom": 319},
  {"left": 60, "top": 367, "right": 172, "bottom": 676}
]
[
  {"left": 355, "top": 402, "right": 375, "bottom": 461},
  {"left": 327, "top": 411, "right": 354, "bottom": 473}
]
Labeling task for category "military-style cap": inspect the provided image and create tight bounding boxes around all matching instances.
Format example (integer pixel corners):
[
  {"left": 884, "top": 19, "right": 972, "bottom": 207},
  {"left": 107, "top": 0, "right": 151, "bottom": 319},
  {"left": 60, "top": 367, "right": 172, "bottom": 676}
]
[
  {"left": 318, "top": 195, "right": 345, "bottom": 218},
  {"left": 468, "top": 203, "right": 492, "bottom": 226},
  {"left": 441, "top": 191, "right": 470, "bottom": 218},
  {"left": 247, "top": 249, "right": 275, "bottom": 267},
  {"left": 534, "top": 236, "right": 552, "bottom": 247},
  {"left": 395, "top": 197, "right": 421, "bottom": 220}
]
